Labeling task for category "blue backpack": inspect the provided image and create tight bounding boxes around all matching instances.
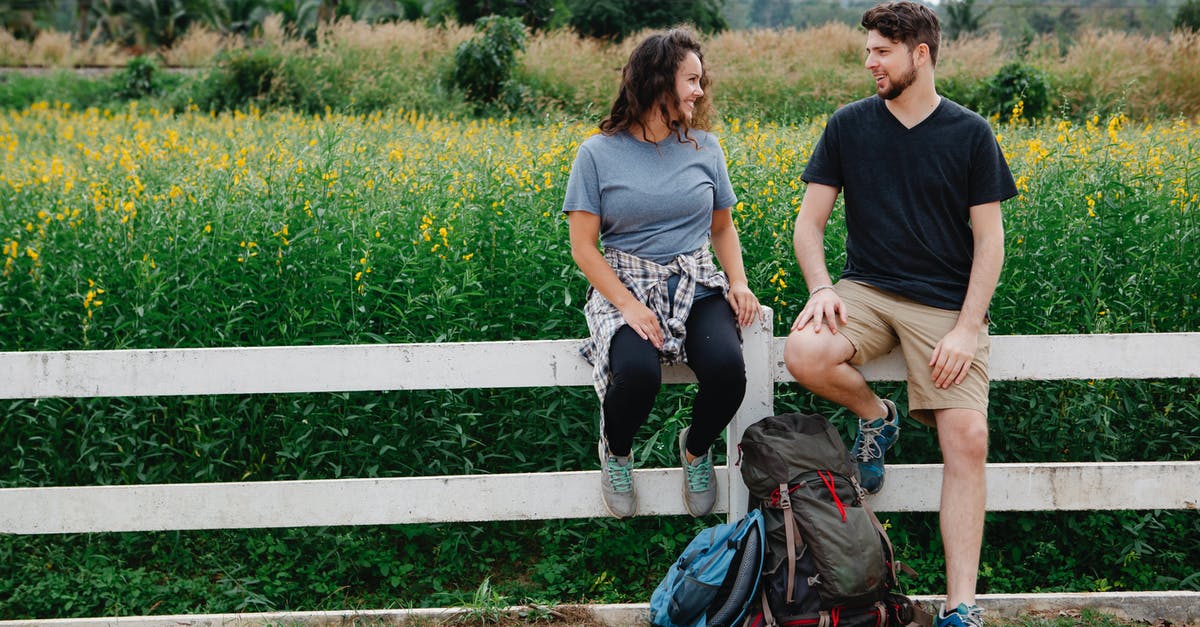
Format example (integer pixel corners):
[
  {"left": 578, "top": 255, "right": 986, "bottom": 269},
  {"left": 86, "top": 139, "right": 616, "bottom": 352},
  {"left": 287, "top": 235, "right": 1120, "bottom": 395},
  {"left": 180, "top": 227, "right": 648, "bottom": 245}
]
[{"left": 649, "top": 508, "right": 765, "bottom": 627}]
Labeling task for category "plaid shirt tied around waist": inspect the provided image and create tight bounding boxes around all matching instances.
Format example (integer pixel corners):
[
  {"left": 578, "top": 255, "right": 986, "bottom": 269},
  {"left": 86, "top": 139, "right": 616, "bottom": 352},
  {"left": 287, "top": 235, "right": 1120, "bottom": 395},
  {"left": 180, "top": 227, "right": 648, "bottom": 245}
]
[{"left": 581, "top": 245, "right": 732, "bottom": 405}]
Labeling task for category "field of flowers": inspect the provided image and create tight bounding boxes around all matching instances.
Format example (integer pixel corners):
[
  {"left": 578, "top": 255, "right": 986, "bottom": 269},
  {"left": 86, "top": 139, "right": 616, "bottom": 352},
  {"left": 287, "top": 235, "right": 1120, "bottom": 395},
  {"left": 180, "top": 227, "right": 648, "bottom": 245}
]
[{"left": 0, "top": 102, "right": 1197, "bottom": 616}]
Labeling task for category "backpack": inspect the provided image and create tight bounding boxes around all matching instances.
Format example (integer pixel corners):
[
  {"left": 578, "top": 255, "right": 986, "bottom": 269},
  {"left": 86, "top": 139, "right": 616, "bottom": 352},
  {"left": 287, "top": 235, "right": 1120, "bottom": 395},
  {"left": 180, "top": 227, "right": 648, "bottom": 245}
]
[
  {"left": 738, "top": 412, "right": 931, "bottom": 627},
  {"left": 650, "top": 508, "right": 766, "bottom": 627}
]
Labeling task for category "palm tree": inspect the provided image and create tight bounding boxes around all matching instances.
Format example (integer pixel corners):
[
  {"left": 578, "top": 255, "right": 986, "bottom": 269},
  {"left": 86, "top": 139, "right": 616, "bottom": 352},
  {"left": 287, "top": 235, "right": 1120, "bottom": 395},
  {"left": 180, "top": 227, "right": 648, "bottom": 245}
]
[{"left": 943, "top": 0, "right": 990, "bottom": 40}]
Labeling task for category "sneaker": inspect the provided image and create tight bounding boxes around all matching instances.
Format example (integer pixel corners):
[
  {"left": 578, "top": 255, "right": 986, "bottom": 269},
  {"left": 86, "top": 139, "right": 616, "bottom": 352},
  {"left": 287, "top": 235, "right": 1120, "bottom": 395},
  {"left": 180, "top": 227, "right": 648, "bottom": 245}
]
[
  {"left": 678, "top": 426, "right": 718, "bottom": 517},
  {"left": 850, "top": 398, "right": 901, "bottom": 495},
  {"left": 936, "top": 603, "right": 984, "bottom": 627},
  {"left": 598, "top": 438, "right": 636, "bottom": 519}
]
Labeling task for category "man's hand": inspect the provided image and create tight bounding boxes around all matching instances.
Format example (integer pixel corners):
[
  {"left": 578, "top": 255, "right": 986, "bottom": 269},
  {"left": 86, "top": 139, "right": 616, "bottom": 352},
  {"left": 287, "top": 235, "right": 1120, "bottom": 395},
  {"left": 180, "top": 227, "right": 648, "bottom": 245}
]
[
  {"left": 929, "top": 324, "right": 979, "bottom": 388},
  {"left": 791, "top": 288, "right": 847, "bottom": 334}
]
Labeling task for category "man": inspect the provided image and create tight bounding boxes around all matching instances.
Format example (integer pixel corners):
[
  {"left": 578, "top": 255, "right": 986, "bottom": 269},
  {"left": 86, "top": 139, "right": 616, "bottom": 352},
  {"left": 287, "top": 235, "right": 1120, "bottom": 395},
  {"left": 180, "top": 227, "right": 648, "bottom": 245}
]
[{"left": 783, "top": 2, "right": 1016, "bottom": 626}]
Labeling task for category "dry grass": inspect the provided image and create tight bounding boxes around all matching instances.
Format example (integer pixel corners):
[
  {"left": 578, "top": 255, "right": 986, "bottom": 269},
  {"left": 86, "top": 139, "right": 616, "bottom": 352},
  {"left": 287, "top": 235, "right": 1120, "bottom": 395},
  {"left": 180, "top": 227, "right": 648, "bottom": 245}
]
[
  {"left": 1, "top": 21, "right": 1198, "bottom": 118},
  {"left": 939, "top": 32, "right": 1006, "bottom": 84},
  {"left": 523, "top": 29, "right": 627, "bottom": 111},
  {"left": 1032, "top": 28, "right": 1200, "bottom": 117},
  {"left": 318, "top": 17, "right": 472, "bottom": 58},
  {"left": 162, "top": 25, "right": 237, "bottom": 67},
  {"left": 0, "top": 29, "right": 30, "bottom": 66},
  {"left": 27, "top": 30, "right": 75, "bottom": 67}
]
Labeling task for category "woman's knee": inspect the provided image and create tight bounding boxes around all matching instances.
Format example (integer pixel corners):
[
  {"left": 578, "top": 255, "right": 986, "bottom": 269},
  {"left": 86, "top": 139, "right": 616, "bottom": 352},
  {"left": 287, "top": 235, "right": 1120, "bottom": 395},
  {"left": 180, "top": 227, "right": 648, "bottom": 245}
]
[{"left": 610, "top": 356, "right": 661, "bottom": 393}]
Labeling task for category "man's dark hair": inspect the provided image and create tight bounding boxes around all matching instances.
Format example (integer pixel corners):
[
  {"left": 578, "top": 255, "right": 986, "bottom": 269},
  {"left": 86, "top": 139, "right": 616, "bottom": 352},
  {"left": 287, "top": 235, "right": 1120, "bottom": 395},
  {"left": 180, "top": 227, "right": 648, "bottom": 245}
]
[
  {"left": 599, "top": 26, "right": 713, "bottom": 142},
  {"left": 861, "top": 1, "right": 941, "bottom": 67}
]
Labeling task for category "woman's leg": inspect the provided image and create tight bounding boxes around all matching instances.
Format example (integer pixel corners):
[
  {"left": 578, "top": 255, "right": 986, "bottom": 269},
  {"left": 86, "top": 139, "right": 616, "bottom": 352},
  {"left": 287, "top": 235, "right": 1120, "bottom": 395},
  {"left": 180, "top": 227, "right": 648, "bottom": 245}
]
[
  {"left": 683, "top": 295, "right": 747, "bottom": 456},
  {"left": 602, "top": 325, "right": 662, "bottom": 457}
]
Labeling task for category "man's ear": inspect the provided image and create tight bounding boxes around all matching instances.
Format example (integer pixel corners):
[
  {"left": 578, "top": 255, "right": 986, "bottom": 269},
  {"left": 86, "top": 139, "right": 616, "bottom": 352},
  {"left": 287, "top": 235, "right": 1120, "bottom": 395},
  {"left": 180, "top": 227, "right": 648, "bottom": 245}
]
[{"left": 914, "top": 42, "right": 931, "bottom": 67}]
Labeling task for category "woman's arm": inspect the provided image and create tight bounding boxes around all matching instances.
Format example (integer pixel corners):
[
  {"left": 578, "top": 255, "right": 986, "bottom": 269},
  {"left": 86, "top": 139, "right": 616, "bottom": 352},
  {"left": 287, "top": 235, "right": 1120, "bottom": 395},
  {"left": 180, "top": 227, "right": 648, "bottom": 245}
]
[
  {"left": 567, "top": 210, "right": 663, "bottom": 349},
  {"left": 710, "top": 208, "right": 760, "bottom": 327}
]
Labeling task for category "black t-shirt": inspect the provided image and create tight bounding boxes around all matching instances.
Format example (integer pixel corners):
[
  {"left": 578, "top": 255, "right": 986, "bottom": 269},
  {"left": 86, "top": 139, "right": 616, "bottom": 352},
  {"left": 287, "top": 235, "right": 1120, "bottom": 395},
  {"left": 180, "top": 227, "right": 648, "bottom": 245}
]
[{"left": 802, "top": 96, "right": 1018, "bottom": 310}]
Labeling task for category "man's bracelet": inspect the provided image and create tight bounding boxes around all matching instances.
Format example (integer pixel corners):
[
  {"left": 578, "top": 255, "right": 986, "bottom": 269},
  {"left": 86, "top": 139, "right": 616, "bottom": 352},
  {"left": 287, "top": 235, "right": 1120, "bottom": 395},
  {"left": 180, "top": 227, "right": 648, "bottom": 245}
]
[{"left": 809, "top": 285, "right": 835, "bottom": 296}]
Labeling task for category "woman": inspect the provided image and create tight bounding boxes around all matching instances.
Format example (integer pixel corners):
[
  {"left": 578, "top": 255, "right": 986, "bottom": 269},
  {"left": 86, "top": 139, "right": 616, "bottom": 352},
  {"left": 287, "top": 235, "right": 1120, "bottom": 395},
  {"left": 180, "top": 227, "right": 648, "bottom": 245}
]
[{"left": 562, "top": 26, "right": 760, "bottom": 519}]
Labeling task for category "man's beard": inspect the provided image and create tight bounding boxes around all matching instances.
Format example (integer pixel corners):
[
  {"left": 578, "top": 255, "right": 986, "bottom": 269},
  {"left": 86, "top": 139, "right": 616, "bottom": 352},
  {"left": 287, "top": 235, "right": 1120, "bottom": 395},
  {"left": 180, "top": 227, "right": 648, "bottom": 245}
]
[{"left": 878, "top": 63, "right": 918, "bottom": 100}]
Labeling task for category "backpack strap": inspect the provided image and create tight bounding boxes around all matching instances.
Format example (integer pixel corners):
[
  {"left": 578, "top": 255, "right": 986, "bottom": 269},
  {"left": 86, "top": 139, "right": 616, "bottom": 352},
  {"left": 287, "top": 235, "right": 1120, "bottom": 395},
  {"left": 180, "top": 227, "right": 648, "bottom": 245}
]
[
  {"left": 777, "top": 481, "right": 800, "bottom": 603},
  {"left": 754, "top": 589, "right": 777, "bottom": 627},
  {"left": 861, "top": 498, "right": 899, "bottom": 582}
]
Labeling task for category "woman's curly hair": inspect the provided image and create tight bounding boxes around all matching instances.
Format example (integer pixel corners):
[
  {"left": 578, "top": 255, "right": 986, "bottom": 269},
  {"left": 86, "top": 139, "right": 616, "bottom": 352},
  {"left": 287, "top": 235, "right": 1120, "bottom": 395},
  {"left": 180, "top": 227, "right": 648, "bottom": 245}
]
[{"left": 599, "top": 26, "right": 713, "bottom": 144}]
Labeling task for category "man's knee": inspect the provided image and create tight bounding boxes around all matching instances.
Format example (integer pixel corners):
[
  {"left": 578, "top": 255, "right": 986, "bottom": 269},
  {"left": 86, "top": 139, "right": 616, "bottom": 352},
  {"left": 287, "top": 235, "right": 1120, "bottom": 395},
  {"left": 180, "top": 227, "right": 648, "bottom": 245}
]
[
  {"left": 783, "top": 328, "right": 849, "bottom": 384},
  {"left": 937, "top": 410, "right": 989, "bottom": 464}
]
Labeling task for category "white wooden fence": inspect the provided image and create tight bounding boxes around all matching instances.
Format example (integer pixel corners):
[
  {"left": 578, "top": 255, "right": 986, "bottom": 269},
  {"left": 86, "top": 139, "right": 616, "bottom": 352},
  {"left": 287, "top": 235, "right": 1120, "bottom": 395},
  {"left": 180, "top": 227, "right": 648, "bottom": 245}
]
[{"left": 2, "top": 307, "right": 1199, "bottom": 622}]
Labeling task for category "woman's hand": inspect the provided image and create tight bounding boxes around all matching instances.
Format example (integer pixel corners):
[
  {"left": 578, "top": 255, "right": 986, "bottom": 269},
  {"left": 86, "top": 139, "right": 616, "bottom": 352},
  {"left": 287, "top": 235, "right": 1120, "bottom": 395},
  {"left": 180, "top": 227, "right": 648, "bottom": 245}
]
[
  {"left": 619, "top": 299, "right": 663, "bottom": 349},
  {"left": 726, "top": 283, "right": 761, "bottom": 327}
]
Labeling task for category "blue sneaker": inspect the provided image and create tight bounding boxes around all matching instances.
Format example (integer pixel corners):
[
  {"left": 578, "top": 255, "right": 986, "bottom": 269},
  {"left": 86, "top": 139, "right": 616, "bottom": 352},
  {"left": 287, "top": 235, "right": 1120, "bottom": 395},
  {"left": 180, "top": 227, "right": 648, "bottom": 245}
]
[
  {"left": 936, "top": 603, "right": 984, "bottom": 627},
  {"left": 850, "top": 399, "right": 900, "bottom": 494}
]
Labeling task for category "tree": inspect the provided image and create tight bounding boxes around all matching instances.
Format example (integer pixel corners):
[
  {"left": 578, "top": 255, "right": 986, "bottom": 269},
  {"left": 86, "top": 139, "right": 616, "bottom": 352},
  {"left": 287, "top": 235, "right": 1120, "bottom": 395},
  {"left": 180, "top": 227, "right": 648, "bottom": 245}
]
[
  {"left": 1177, "top": 0, "right": 1200, "bottom": 32},
  {"left": 943, "top": 0, "right": 990, "bottom": 39},
  {"left": 452, "top": 15, "right": 526, "bottom": 106},
  {"left": 451, "top": 0, "right": 565, "bottom": 32},
  {"left": 567, "top": 0, "right": 725, "bottom": 41}
]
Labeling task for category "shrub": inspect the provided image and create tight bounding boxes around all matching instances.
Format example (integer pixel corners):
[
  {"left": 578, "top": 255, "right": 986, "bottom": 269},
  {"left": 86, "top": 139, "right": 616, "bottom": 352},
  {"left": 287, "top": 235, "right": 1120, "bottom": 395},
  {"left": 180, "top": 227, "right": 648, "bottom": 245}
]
[
  {"left": 114, "top": 56, "right": 165, "bottom": 100},
  {"left": 452, "top": 15, "right": 528, "bottom": 110},
  {"left": 977, "top": 61, "right": 1052, "bottom": 120},
  {"left": 188, "top": 46, "right": 286, "bottom": 111},
  {"left": 1176, "top": 0, "right": 1200, "bottom": 32}
]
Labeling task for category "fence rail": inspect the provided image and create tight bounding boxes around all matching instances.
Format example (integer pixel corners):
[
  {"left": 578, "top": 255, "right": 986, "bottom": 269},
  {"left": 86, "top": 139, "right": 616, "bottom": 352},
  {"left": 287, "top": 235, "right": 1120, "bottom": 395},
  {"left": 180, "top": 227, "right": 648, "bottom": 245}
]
[
  {"left": 4, "top": 309, "right": 1200, "bottom": 532},
  {"left": 2, "top": 308, "right": 1199, "bottom": 620}
]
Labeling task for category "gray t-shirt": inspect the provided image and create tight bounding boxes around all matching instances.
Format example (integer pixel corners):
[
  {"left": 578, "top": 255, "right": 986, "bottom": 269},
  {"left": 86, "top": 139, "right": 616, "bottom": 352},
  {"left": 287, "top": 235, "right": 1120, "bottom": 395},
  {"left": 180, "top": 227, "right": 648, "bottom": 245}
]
[{"left": 562, "top": 128, "right": 738, "bottom": 266}]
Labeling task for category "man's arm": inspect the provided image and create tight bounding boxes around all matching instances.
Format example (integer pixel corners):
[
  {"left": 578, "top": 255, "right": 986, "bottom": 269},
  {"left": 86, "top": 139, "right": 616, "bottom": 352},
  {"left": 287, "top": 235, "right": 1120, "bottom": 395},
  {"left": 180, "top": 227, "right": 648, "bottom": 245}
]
[
  {"left": 791, "top": 182, "right": 843, "bottom": 333},
  {"left": 929, "top": 201, "right": 1005, "bottom": 388}
]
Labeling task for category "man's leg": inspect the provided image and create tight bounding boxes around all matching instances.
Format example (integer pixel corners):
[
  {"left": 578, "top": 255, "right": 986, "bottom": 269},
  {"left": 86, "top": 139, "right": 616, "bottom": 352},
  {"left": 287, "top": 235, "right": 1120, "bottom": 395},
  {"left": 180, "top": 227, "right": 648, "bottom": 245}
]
[
  {"left": 934, "top": 407, "right": 989, "bottom": 609},
  {"left": 783, "top": 326, "right": 888, "bottom": 420}
]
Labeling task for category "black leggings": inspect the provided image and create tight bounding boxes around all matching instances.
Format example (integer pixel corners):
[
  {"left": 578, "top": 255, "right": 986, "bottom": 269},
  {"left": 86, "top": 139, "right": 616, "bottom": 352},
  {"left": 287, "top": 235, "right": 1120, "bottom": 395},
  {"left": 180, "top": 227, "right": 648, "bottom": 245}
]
[{"left": 602, "top": 295, "right": 747, "bottom": 458}]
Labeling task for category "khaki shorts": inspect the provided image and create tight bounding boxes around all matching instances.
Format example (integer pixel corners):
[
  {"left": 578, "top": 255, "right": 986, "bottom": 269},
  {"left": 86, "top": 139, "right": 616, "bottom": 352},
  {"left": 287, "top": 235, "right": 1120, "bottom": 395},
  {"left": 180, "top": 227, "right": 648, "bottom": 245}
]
[{"left": 835, "top": 280, "right": 990, "bottom": 426}]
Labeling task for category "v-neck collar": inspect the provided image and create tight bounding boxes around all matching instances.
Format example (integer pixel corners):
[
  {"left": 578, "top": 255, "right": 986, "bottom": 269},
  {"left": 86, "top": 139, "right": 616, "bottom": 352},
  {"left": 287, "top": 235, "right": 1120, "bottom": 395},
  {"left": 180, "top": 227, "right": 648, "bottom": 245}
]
[{"left": 881, "top": 95, "right": 944, "bottom": 131}]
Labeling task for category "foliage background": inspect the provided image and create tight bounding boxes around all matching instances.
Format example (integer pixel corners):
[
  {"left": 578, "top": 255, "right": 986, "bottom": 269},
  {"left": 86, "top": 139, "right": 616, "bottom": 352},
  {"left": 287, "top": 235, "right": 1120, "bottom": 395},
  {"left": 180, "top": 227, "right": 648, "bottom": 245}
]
[
  {"left": 1, "top": 3, "right": 1199, "bottom": 620},
  {"left": 1, "top": 97, "right": 1198, "bottom": 617}
]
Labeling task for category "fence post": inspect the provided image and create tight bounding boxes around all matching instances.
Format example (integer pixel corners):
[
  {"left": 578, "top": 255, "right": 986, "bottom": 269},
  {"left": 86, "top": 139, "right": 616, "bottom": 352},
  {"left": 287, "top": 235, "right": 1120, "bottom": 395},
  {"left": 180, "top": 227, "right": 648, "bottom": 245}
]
[{"left": 726, "top": 306, "right": 775, "bottom": 521}]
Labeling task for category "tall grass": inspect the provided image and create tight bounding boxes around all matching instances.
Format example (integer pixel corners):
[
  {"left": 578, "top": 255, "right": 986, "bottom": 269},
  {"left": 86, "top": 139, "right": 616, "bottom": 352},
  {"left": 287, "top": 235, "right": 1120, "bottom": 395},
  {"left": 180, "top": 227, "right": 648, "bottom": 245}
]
[
  {"left": 0, "top": 103, "right": 1197, "bottom": 617},
  {"left": 3, "top": 22, "right": 1200, "bottom": 120}
]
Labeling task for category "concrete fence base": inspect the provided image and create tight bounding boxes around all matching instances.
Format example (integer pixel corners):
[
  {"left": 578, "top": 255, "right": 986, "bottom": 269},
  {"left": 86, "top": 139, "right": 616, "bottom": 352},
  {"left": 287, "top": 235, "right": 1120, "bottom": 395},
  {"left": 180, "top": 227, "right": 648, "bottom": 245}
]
[{"left": 3, "top": 592, "right": 1198, "bottom": 626}]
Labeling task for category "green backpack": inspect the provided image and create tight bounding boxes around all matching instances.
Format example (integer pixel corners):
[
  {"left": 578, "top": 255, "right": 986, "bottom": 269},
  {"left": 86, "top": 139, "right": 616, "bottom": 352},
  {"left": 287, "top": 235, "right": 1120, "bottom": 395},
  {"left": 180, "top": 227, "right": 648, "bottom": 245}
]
[{"left": 739, "top": 412, "right": 928, "bottom": 626}]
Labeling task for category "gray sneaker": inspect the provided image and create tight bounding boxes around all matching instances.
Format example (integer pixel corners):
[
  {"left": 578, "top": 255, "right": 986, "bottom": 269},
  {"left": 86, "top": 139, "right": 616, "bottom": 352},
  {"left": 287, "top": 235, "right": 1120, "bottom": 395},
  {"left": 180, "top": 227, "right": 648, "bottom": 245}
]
[
  {"left": 678, "top": 427, "right": 718, "bottom": 517},
  {"left": 598, "top": 438, "right": 636, "bottom": 519}
]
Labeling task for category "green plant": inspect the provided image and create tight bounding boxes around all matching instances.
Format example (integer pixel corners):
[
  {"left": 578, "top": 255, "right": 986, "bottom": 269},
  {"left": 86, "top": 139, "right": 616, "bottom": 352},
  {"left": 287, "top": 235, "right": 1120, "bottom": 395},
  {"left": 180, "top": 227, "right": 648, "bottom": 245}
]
[
  {"left": 0, "top": 105, "right": 1196, "bottom": 618},
  {"left": 1176, "top": 0, "right": 1200, "bottom": 32},
  {"left": 943, "top": 0, "right": 990, "bottom": 40},
  {"left": 114, "top": 55, "right": 164, "bottom": 99},
  {"left": 565, "top": 0, "right": 726, "bottom": 41},
  {"left": 192, "top": 45, "right": 285, "bottom": 111},
  {"left": 978, "top": 61, "right": 1052, "bottom": 120},
  {"left": 452, "top": 15, "right": 527, "bottom": 109}
]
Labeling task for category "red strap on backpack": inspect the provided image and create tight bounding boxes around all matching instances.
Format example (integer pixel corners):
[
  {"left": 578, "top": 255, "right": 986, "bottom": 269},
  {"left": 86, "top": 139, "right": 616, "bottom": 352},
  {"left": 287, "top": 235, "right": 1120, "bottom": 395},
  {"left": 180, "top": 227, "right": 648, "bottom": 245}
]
[{"left": 817, "top": 471, "right": 847, "bottom": 522}]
